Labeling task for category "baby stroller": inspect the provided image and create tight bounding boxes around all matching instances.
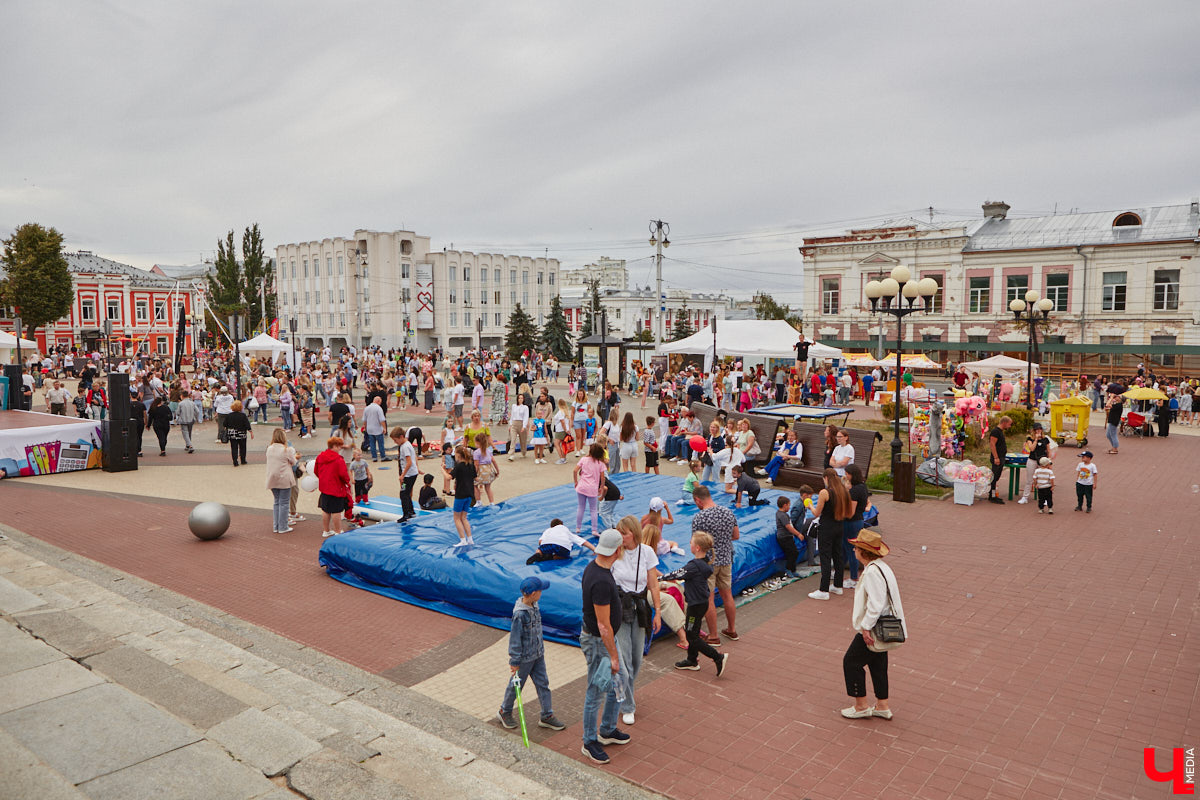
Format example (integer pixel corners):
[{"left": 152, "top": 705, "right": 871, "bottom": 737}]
[{"left": 1120, "top": 411, "right": 1146, "bottom": 437}]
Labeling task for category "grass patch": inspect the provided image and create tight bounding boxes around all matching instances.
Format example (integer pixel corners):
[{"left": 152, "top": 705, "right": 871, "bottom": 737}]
[{"left": 844, "top": 417, "right": 992, "bottom": 487}]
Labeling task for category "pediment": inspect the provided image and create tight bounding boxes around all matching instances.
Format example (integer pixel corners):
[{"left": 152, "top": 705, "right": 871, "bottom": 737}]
[{"left": 858, "top": 252, "right": 900, "bottom": 266}]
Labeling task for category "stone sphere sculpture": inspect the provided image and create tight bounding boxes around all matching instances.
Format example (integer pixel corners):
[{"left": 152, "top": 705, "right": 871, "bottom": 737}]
[{"left": 188, "top": 502, "right": 231, "bottom": 541}]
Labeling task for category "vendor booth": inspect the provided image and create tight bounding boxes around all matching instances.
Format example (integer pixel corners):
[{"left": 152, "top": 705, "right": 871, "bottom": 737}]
[
  {"left": 0, "top": 331, "right": 39, "bottom": 365},
  {"left": 958, "top": 354, "right": 1038, "bottom": 381},
  {"left": 238, "top": 333, "right": 296, "bottom": 371},
  {"left": 661, "top": 320, "right": 841, "bottom": 365},
  {"left": 576, "top": 332, "right": 624, "bottom": 391}
]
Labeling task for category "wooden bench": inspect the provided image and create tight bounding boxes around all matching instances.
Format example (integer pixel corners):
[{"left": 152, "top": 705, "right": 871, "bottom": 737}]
[
  {"left": 689, "top": 402, "right": 789, "bottom": 469},
  {"left": 772, "top": 422, "right": 882, "bottom": 490}
]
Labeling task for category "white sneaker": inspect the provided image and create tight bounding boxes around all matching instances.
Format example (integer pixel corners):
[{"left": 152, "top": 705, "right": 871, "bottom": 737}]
[
  {"left": 764, "top": 478, "right": 772, "bottom": 484},
  {"left": 844, "top": 579, "right": 857, "bottom": 588},
  {"left": 508, "top": 455, "right": 515, "bottom": 462},
  {"left": 622, "top": 712, "right": 635, "bottom": 725},
  {"left": 807, "top": 590, "right": 830, "bottom": 601},
  {"left": 1037, "top": 508, "right": 1043, "bottom": 514},
  {"left": 830, "top": 586, "right": 844, "bottom": 596},
  {"left": 322, "top": 530, "right": 337, "bottom": 538},
  {"left": 1017, "top": 497, "right": 1028, "bottom": 505},
  {"left": 555, "top": 458, "right": 567, "bottom": 464}
]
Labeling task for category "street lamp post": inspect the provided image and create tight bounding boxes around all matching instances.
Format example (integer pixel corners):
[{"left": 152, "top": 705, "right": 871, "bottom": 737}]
[
  {"left": 864, "top": 267, "right": 940, "bottom": 470},
  {"left": 648, "top": 220, "right": 670, "bottom": 350},
  {"left": 289, "top": 317, "right": 298, "bottom": 374},
  {"left": 1009, "top": 291, "right": 1054, "bottom": 410}
]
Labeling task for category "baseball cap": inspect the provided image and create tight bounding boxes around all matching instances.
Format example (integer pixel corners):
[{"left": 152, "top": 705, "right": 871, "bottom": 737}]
[
  {"left": 648, "top": 497, "right": 666, "bottom": 512},
  {"left": 595, "top": 529, "right": 623, "bottom": 556},
  {"left": 520, "top": 576, "right": 550, "bottom": 596},
  {"left": 1081, "top": 451, "right": 1094, "bottom": 458}
]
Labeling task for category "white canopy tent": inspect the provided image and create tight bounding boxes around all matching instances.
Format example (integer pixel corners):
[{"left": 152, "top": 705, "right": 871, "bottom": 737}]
[
  {"left": 238, "top": 333, "right": 296, "bottom": 370},
  {"left": 661, "top": 320, "right": 841, "bottom": 360},
  {"left": 957, "top": 354, "right": 1038, "bottom": 380},
  {"left": 0, "top": 331, "right": 39, "bottom": 365}
]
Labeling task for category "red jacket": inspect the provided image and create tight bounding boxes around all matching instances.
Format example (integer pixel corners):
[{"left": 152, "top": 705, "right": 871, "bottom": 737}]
[{"left": 315, "top": 449, "right": 351, "bottom": 497}]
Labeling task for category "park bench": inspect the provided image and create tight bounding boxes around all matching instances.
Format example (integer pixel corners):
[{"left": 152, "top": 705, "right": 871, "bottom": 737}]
[
  {"left": 689, "top": 402, "right": 790, "bottom": 469},
  {"left": 771, "top": 422, "right": 882, "bottom": 490}
]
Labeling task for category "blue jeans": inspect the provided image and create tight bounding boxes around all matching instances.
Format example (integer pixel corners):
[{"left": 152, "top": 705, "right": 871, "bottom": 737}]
[
  {"left": 271, "top": 487, "right": 290, "bottom": 532},
  {"left": 598, "top": 499, "right": 619, "bottom": 530},
  {"left": 1106, "top": 423, "right": 1119, "bottom": 450},
  {"left": 281, "top": 408, "right": 294, "bottom": 430},
  {"left": 842, "top": 519, "right": 864, "bottom": 581},
  {"left": 701, "top": 462, "right": 719, "bottom": 483},
  {"left": 1092, "top": 390, "right": 1103, "bottom": 411},
  {"left": 364, "top": 432, "right": 385, "bottom": 460},
  {"left": 500, "top": 656, "right": 554, "bottom": 719},
  {"left": 614, "top": 619, "right": 646, "bottom": 715},
  {"left": 608, "top": 443, "right": 621, "bottom": 474},
  {"left": 764, "top": 455, "right": 787, "bottom": 482},
  {"left": 579, "top": 632, "right": 619, "bottom": 744}
]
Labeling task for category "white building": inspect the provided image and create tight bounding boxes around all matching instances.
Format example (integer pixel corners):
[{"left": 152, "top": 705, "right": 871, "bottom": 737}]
[
  {"left": 801, "top": 200, "right": 1200, "bottom": 373},
  {"left": 559, "top": 257, "right": 630, "bottom": 297},
  {"left": 562, "top": 287, "right": 730, "bottom": 341},
  {"left": 274, "top": 230, "right": 559, "bottom": 352}
]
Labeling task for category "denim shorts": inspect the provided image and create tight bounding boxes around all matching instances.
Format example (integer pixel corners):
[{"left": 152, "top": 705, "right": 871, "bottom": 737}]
[{"left": 453, "top": 497, "right": 471, "bottom": 512}]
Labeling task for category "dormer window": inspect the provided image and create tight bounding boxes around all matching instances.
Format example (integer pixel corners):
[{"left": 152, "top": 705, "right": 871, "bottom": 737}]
[{"left": 1112, "top": 212, "right": 1142, "bottom": 227}]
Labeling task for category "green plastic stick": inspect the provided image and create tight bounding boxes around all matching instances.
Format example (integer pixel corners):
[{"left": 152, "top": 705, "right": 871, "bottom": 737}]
[{"left": 512, "top": 675, "right": 530, "bottom": 748}]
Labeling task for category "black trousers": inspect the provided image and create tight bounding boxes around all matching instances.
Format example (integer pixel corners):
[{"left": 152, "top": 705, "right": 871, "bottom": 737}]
[
  {"left": 684, "top": 603, "right": 721, "bottom": 664},
  {"left": 843, "top": 633, "right": 888, "bottom": 699},
  {"left": 153, "top": 424, "right": 169, "bottom": 452},
  {"left": 1036, "top": 487, "right": 1053, "bottom": 510},
  {"left": 400, "top": 474, "right": 417, "bottom": 518},
  {"left": 776, "top": 532, "right": 799, "bottom": 573},
  {"left": 230, "top": 438, "right": 247, "bottom": 465},
  {"left": 990, "top": 460, "right": 1004, "bottom": 496},
  {"left": 1075, "top": 483, "right": 1093, "bottom": 510},
  {"left": 817, "top": 522, "right": 846, "bottom": 592}
]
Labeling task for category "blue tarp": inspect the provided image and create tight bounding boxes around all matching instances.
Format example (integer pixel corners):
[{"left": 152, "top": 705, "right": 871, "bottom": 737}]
[{"left": 318, "top": 473, "right": 807, "bottom": 646}]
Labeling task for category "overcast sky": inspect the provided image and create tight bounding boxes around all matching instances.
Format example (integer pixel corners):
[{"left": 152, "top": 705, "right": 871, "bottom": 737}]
[{"left": 3, "top": 1, "right": 1198, "bottom": 301}]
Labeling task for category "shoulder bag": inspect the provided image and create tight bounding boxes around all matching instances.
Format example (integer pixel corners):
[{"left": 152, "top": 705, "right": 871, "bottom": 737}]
[{"left": 868, "top": 562, "right": 906, "bottom": 651}]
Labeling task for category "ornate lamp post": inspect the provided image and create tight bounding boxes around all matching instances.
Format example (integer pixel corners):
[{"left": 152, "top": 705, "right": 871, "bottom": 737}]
[
  {"left": 864, "top": 266, "right": 940, "bottom": 469},
  {"left": 1009, "top": 290, "right": 1054, "bottom": 409}
]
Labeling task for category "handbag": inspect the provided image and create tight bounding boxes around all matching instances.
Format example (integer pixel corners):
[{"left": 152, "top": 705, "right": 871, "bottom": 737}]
[
  {"left": 248, "top": 397, "right": 260, "bottom": 410},
  {"left": 868, "top": 563, "right": 906, "bottom": 651}
]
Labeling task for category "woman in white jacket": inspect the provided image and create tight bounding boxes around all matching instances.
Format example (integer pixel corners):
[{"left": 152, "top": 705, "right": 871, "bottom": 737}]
[
  {"left": 841, "top": 530, "right": 906, "bottom": 721},
  {"left": 265, "top": 429, "right": 298, "bottom": 534}
]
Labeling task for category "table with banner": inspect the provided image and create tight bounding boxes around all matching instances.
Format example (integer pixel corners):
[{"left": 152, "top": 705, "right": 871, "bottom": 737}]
[{"left": 0, "top": 410, "right": 104, "bottom": 477}]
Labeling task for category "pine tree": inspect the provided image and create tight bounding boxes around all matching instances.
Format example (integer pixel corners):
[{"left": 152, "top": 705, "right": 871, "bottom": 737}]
[
  {"left": 540, "top": 294, "right": 574, "bottom": 360},
  {"left": 241, "top": 224, "right": 273, "bottom": 334},
  {"left": 504, "top": 303, "right": 539, "bottom": 359},
  {"left": 0, "top": 223, "right": 74, "bottom": 340},
  {"left": 206, "top": 231, "right": 242, "bottom": 321},
  {"left": 580, "top": 280, "right": 602, "bottom": 337},
  {"left": 671, "top": 301, "right": 695, "bottom": 341}
]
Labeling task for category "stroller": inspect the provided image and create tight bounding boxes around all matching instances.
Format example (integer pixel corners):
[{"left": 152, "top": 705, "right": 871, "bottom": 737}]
[{"left": 1120, "top": 411, "right": 1147, "bottom": 437}]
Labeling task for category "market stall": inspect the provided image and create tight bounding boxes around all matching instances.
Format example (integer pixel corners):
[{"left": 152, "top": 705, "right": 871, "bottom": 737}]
[{"left": 237, "top": 333, "right": 296, "bottom": 371}]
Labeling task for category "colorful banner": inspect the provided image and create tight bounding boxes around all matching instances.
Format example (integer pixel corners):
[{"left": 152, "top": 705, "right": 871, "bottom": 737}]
[
  {"left": 415, "top": 263, "right": 434, "bottom": 329},
  {"left": 268, "top": 318, "right": 280, "bottom": 339},
  {"left": 0, "top": 413, "right": 103, "bottom": 477}
]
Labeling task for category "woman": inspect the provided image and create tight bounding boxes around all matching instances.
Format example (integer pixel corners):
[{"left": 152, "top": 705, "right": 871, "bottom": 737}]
[
  {"left": 315, "top": 436, "right": 352, "bottom": 538},
  {"left": 253, "top": 380, "right": 270, "bottom": 424},
  {"left": 573, "top": 443, "right": 607, "bottom": 538},
  {"left": 699, "top": 420, "right": 726, "bottom": 483},
  {"left": 423, "top": 371, "right": 436, "bottom": 414},
  {"left": 842, "top": 529, "right": 905, "bottom": 720},
  {"left": 571, "top": 389, "right": 589, "bottom": 456},
  {"left": 224, "top": 400, "right": 253, "bottom": 466},
  {"left": 603, "top": 409, "right": 622, "bottom": 474},
  {"left": 618, "top": 412, "right": 640, "bottom": 473},
  {"left": 822, "top": 424, "right": 838, "bottom": 469},
  {"left": 611, "top": 515, "right": 662, "bottom": 727},
  {"left": 763, "top": 428, "right": 803, "bottom": 484},
  {"left": 337, "top": 416, "right": 357, "bottom": 463},
  {"left": 472, "top": 431, "right": 500, "bottom": 506},
  {"left": 146, "top": 396, "right": 173, "bottom": 456},
  {"left": 842, "top": 465, "right": 872, "bottom": 588},
  {"left": 265, "top": 429, "right": 297, "bottom": 534},
  {"left": 463, "top": 410, "right": 490, "bottom": 454},
  {"left": 830, "top": 428, "right": 855, "bottom": 477},
  {"left": 733, "top": 418, "right": 759, "bottom": 462},
  {"left": 489, "top": 373, "right": 508, "bottom": 428},
  {"left": 808, "top": 468, "right": 854, "bottom": 601},
  {"left": 278, "top": 383, "right": 295, "bottom": 431}
]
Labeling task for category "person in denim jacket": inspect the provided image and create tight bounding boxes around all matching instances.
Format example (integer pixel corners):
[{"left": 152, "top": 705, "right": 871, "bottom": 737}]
[{"left": 498, "top": 577, "right": 565, "bottom": 732}]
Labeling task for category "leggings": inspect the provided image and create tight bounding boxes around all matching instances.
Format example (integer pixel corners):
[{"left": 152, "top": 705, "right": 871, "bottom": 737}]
[
  {"left": 817, "top": 522, "right": 846, "bottom": 592},
  {"left": 152, "top": 424, "right": 169, "bottom": 452},
  {"left": 230, "top": 438, "right": 247, "bottom": 465},
  {"left": 843, "top": 633, "right": 888, "bottom": 699},
  {"left": 575, "top": 493, "right": 599, "bottom": 538}
]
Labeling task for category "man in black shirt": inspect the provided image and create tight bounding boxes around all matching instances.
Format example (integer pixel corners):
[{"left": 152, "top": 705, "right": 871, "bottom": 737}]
[
  {"left": 988, "top": 416, "right": 1012, "bottom": 504},
  {"left": 327, "top": 395, "right": 351, "bottom": 431},
  {"left": 579, "top": 529, "right": 629, "bottom": 764},
  {"left": 794, "top": 337, "right": 810, "bottom": 375}
]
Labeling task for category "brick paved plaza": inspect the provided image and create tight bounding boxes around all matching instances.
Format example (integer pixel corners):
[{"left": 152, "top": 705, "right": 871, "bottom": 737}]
[{"left": 2, "top": 401, "right": 1197, "bottom": 799}]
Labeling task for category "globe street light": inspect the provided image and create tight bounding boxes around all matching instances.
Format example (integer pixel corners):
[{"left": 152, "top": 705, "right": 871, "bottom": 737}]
[
  {"left": 865, "top": 266, "right": 939, "bottom": 498},
  {"left": 1010, "top": 290, "right": 1055, "bottom": 409}
]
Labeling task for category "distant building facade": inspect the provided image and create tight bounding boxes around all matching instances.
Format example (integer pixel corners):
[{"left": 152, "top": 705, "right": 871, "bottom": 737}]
[{"left": 562, "top": 288, "right": 729, "bottom": 341}]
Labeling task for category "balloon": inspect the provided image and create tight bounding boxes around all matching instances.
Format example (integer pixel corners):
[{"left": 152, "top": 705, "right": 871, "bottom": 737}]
[
  {"left": 689, "top": 435, "right": 708, "bottom": 453},
  {"left": 188, "top": 502, "right": 230, "bottom": 541},
  {"left": 299, "top": 474, "right": 319, "bottom": 493},
  {"left": 306, "top": 459, "right": 317, "bottom": 474}
]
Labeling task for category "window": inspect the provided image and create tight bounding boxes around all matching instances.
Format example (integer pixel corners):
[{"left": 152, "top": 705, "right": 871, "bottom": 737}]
[
  {"left": 1005, "top": 274, "right": 1029, "bottom": 305},
  {"left": 154, "top": 300, "right": 167, "bottom": 321},
  {"left": 449, "top": 289, "right": 457, "bottom": 304},
  {"left": 480, "top": 269, "right": 487, "bottom": 284},
  {"left": 1046, "top": 273, "right": 1069, "bottom": 311},
  {"left": 1098, "top": 335, "right": 1123, "bottom": 366},
  {"left": 821, "top": 278, "right": 839, "bottom": 315},
  {"left": 549, "top": 272, "right": 555, "bottom": 286},
  {"left": 303, "top": 258, "right": 308, "bottom": 277},
  {"left": 81, "top": 299, "right": 96, "bottom": 322},
  {"left": 510, "top": 270, "right": 516, "bottom": 283},
  {"left": 967, "top": 334, "right": 989, "bottom": 360},
  {"left": 1152, "top": 334, "right": 1177, "bottom": 366},
  {"left": 522, "top": 271, "right": 529, "bottom": 285},
  {"left": 463, "top": 289, "right": 471, "bottom": 305},
  {"left": 1113, "top": 212, "right": 1142, "bottom": 227},
  {"left": 1154, "top": 269, "right": 1180, "bottom": 311},
  {"left": 1101, "top": 272, "right": 1126, "bottom": 311},
  {"left": 288, "top": 260, "right": 294, "bottom": 279},
  {"left": 1043, "top": 334, "right": 1067, "bottom": 365},
  {"left": 402, "top": 263, "right": 410, "bottom": 279},
  {"left": 464, "top": 312, "right": 471, "bottom": 327},
  {"left": 538, "top": 292, "right": 543, "bottom": 306},
  {"left": 494, "top": 313, "right": 501, "bottom": 326},
  {"left": 105, "top": 299, "right": 119, "bottom": 321},
  {"left": 401, "top": 288, "right": 410, "bottom": 303},
  {"left": 464, "top": 267, "right": 471, "bottom": 282},
  {"left": 537, "top": 272, "right": 544, "bottom": 285},
  {"left": 922, "top": 274, "right": 944, "bottom": 312},
  {"left": 304, "top": 292, "right": 310, "bottom": 305},
  {"left": 493, "top": 269, "right": 499, "bottom": 283},
  {"left": 401, "top": 239, "right": 413, "bottom": 255},
  {"left": 135, "top": 299, "right": 149, "bottom": 322},
  {"left": 449, "top": 266, "right": 457, "bottom": 283},
  {"left": 315, "top": 290, "right": 320, "bottom": 304},
  {"left": 339, "top": 289, "right": 345, "bottom": 304},
  {"left": 510, "top": 291, "right": 517, "bottom": 305},
  {"left": 327, "top": 257, "right": 332, "bottom": 274},
  {"left": 522, "top": 291, "right": 529, "bottom": 306},
  {"left": 156, "top": 337, "right": 169, "bottom": 355},
  {"left": 313, "top": 258, "right": 319, "bottom": 276},
  {"left": 337, "top": 255, "right": 343, "bottom": 275},
  {"left": 494, "top": 291, "right": 501, "bottom": 305},
  {"left": 450, "top": 312, "right": 457, "bottom": 327},
  {"left": 968, "top": 277, "right": 990, "bottom": 313},
  {"left": 615, "top": 309, "right": 622, "bottom": 319},
  {"left": 480, "top": 292, "right": 488, "bottom": 305}
]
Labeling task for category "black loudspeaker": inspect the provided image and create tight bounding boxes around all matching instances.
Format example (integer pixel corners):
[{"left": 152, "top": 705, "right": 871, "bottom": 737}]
[
  {"left": 3, "top": 364, "right": 20, "bottom": 410},
  {"left": 102, "top": 373, "right": 138, "bottom": 472}
]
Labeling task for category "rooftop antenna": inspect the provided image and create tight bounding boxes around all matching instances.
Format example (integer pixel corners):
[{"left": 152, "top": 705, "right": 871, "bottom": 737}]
[{"left": 928, "top": 206, "right": 934, "bottom": 223}]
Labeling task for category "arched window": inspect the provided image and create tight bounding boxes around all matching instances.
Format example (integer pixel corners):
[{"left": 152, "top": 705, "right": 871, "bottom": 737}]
[{"left": 1113, "top": 212, "right": 1142, "bottom": 227}]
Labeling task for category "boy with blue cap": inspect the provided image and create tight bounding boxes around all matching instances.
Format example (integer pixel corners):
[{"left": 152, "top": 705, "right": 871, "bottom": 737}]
[{"left": 498, "top": 576, "right": 565, "bottom": 732}]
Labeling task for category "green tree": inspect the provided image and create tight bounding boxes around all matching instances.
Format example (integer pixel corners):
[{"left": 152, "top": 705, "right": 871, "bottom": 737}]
[
  {"left": 0, "top": 223, "right": 74, "bottom": 340},
  {"left": 580, "top": 280, "right": 602, "bottom": 337},
  {"left": 504, "top": 303, "right": 539, "bottom": 359},
  {"left": 753, "top": 291, "right": 802, "bottom": 329},
  {"left": 241, "top": 224, "right": 274, "bottom": 334},
  {"left": 540, "top": 294, "right": 574, "bottom": 360},
  {"left": 670, "top": 302, "right": 695, "bottom": 341},
  {"left": 206, "top": 230, "right": 242, "bottom": 321}
]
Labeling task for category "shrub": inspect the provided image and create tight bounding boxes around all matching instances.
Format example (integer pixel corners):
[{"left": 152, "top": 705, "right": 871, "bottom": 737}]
[
  {"left": 991, "top": 407, "right": 1033, "bottom": 434},
  {"left": 879, "top": 401, "right": 896, "bottom": 420}
]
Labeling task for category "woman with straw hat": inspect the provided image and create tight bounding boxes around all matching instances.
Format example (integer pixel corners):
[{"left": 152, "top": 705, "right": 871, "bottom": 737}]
[{"left": 841, "top": 530, "right": 906, "bottom": 721}]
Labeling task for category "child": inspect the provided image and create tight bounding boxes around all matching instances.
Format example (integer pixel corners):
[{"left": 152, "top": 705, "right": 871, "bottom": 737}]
[
  {"left": 642, "top": 518, "right": 685, "bottom": 557},
  {"left": 679, "top": 459, "right": 700, "bottom": 506},
  {"left": 350, "top": 449, "right": 372, "bottom": 506},
  {"left": 443, "top": 445, "right": 477, "bottom": 548},
  {"left": 599, "top": 473, "right": 623, "bottom": 530},
  {"left": 731, "top": 464, "right": 768, "bottom": 507},
  {"left": 642, "top": 416, "right": 660, "bottom": 475},
  {"left": 419, "top": 473, "right": 446, "bottom": 510},
  {"left": 530, "top": 409, "right": 549, "bottom": 464},
  {"left": 584, "top": 405, "right": 598, "bottom": 446},
  {"left": 473, "top": 432, "right": 500, "bottom": 506},
  {"left": 498, "top": 576, "right": 565, "bottom": 732},
  {"left": 440, "top": 417, "right": 458, "bottom": 495},
  {"left": 788, "top": 485, "right": 819, "bottom": 568},
  {"left": 654, "top": 569, "right": 694, "bottom": 650},
  {"left": 774, "top": 496, "right": 805, "bottom": 578},
  {"left": 526, "top": 518, "right": 596, "bottom": 564},
  {"left": 553, "top": 399, "right": 571, "bottom": 465},
  {"left": 1074, "top": 451, "right": 1098, "bottom": 512},
  {"left": 1033, "top": 456, "right": 1055, "bottom": 514},
  {"left": 662, "top": 532, "right": 730, "bottom": 676}
]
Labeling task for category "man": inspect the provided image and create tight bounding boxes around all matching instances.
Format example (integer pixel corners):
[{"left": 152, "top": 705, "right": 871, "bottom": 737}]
[
  {"left": 471, "top": 376, "right": 485, "bottom": 413},
  {"left": 1017, "top": 423, "right": 1051, "bottom": 505},
  {"left": 363, "top": 396, "right": 388, "bottom": 462},
  {"left": 691, "top": 485, "right": 740, "bottom": 642},
  {"left": 953, "top": 366, "right": 968, "bottom": 392},
  {"left": 793, "top": 337, "right": 810, "bottom": 376},
  {"left": 507, "top": 396, "right": 530, "bottom": 461},
  {"left": 579, "top": 528, "right": 630, "bottom": 765},
  {"left": 390, "top": 426, "right": 419, "bottom": 522},
  {"left": 988, "top": 415, "right": 1013, "bottom": 504},
  {"left": 774, "top": 366, "right": 787, "bottom": 404},
  {"left": 213, "top": 385, "right": 234, "bottom": 443},
  {"left": 45, "top": 380, "right": 69, "bottom": 415},
  {"left": 328, "top": 393, "right": 351, "bottom": 431}
]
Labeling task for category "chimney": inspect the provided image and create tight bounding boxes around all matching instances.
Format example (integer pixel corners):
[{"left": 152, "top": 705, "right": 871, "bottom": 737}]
[
  {"left": 982, "top": 201, "right": 1010, "bottom": 220},
  {"left": 1191, "top": 197, "right": 1199, "bottom": 215}
]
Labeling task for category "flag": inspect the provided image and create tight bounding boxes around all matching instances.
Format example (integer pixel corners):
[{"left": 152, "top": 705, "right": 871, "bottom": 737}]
[{"left": 268, "top": 318, "right": 279, "bottom": 339}]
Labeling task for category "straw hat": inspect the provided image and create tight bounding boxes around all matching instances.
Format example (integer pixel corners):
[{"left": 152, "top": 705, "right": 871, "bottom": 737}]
[{"left": 848, "top": 530, "right": 889, "bottom": 557}]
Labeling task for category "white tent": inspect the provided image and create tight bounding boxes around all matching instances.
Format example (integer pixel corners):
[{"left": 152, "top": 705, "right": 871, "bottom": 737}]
[
  {"left": 0, "top": 331, "right": 39, "bottom": 365},
  {"left": 661, "top": 320, "right": 841, "bottom": 361},
  {"left": 238, "top": 333, "right": 295, "bottom": 370},
  {"left": 958, "top": 354, "right": 1038, "bottom": 380}
]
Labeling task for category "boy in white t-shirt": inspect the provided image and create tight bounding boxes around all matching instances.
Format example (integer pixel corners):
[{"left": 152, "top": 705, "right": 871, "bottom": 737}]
[
  {"left": 1074, "top": 451, "right": 1098, "bottom": 513},
  {"left": 1032, "top": 456, "right": 1055, "bottom": 514}
]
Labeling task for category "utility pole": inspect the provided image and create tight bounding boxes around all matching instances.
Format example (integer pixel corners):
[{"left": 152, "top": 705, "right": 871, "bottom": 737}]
[
  {"left": 354, "top": 248, "right": 365, "bottom": 353},
  {"left": 649, "top": 220, "right": 670, "bottom": 350},
  {"left": 259, "top": 276, "right": 267, "bottom": 333}
]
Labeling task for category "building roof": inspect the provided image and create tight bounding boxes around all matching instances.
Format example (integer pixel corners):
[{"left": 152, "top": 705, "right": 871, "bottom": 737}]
[
  {"left": 65, "top": 252, "right": 181, "bottom": 287},
  {"left": 151, "top": 263, "right": 213, "bottom": 280},
  {"left": 965, "top": 203, "right": 1200, "bottom": 252}
]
